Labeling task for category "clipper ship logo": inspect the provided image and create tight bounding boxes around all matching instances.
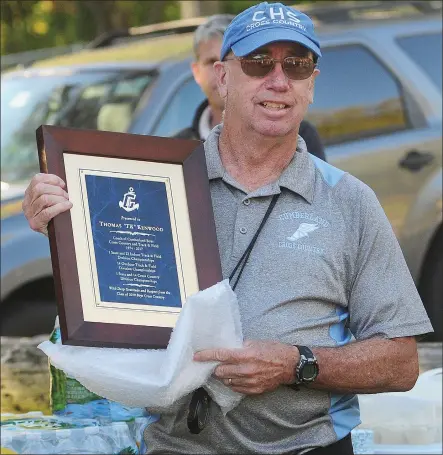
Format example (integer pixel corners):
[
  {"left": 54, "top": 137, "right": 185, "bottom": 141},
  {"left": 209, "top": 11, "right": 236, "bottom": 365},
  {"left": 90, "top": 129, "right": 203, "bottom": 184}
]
[{"left": 119, "top": 187, "right": 139, "bottom": 212}]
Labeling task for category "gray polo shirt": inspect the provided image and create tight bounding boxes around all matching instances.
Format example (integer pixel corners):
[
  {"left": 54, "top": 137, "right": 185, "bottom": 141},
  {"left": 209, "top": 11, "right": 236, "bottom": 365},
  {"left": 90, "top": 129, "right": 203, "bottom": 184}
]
[{"left": 144, "top": 125, "right": 433, "bottom": 454}]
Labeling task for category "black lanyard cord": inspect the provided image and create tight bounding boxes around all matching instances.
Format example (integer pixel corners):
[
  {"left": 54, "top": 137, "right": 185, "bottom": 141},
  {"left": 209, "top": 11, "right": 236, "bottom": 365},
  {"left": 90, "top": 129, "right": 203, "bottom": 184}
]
[
  {"left": 187, "top": 192, "right": 280, "bottom": 435},
  {"left": 229, "top": 193, "right": 280, "bottom": 291}
]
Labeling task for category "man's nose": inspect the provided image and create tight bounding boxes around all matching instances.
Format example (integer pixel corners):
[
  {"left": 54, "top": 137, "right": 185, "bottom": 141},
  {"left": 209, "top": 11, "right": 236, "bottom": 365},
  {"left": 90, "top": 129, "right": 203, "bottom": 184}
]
[{"left": 265, "top": 62, "right": 290, "bottom": 91}]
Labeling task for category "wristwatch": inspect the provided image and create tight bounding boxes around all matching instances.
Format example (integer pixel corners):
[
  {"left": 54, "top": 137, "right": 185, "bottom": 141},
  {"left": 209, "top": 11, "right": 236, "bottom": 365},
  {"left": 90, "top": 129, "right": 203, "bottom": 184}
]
[{"left": 289, "top": 345, "right": 319, "bottom": 389}]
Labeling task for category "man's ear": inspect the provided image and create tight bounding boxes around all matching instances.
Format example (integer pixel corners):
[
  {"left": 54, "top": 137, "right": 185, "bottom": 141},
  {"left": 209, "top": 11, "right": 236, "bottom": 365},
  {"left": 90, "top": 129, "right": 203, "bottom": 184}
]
[
  {"left": 308, "top": 68, "right": 320, "bottom": 104},
  {"left": 214, "top": 61, "right": 228, "bottom": 99},
  {"left": 191, "top": 61, "right": 201, "bottom": 85}
]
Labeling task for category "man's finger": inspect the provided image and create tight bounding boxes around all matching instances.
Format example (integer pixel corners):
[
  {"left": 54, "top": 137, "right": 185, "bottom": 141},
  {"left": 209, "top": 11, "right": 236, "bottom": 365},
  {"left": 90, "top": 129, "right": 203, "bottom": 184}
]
[
  {"left": 194, "top": 348, "right": 244, "bottom": 363},
  {"left": 24, "top": 174, "right": 67, "bottom": 213},
  {"left": 222, "top": 377, "right": 255, "bottom": 387},
  {"left": 25, "top": 174, "right": 65, "bottom": 199},
  {"left": 215, "top": 363, "right": 257, "bottom": 379},
  {"left": 214, "top": 365, "right": 239, "bottom": 378},
  {"left": 29, "top": 194, "right": 70, "bottom": 220},
  {"left": 33, "top": 173, "right": 66, "bottom": 188},
  {"left": 29, "top": 200, "right": 72, "bottom": 233},
  {"left": 29, "top": 182, "right": 69, "bottom": 207}
]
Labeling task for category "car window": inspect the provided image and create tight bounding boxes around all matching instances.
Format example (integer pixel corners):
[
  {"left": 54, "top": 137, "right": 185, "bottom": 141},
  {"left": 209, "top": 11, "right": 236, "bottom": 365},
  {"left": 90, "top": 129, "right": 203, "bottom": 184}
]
[
  {"left": 152, "top": 77, "right": 205, "bottom": 137},
  {"left": 1, "top": 70, "right": 155, "bottom": 184},
  {"left": 396, "top": 32, "right": 442, "bottom": 92},
  {"left": 306, "top": 45, "right": 409, "bottom": 146}
]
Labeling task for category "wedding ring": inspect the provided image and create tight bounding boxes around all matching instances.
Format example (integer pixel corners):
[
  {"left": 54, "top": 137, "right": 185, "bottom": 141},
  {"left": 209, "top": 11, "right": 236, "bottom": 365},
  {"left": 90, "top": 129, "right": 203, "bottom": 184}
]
[{"left": 228, "top": 378, "right": 232, "bottom": 386}]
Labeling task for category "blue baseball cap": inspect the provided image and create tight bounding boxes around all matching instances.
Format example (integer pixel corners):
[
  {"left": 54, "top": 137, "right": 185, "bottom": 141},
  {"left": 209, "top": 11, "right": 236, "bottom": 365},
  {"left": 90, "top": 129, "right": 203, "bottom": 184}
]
[{"left": 220, "top": 2, "right": 321, "bottom": 61}]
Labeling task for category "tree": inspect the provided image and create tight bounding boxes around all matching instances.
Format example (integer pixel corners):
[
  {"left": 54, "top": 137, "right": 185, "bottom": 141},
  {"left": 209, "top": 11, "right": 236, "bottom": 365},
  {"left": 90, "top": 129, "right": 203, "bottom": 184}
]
[
  {"left": 0, "top": 0, "right": 315, "bottom": 55},
  {"left": 1, "top": 0, "right": 180, "bottom": 55}
]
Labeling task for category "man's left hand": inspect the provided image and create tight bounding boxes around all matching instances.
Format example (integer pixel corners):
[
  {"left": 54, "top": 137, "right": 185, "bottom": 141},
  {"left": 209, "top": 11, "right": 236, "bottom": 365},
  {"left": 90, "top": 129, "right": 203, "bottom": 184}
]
[{"left": 194, "top": 340, "right": 300, "bottom": 395}]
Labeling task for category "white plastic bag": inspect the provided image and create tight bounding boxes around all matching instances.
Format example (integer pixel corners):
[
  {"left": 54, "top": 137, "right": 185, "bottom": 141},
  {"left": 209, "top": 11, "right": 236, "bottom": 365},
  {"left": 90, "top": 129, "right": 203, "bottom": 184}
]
[{"left": 39, "top": 280, "right": 244, "bottom": 414}]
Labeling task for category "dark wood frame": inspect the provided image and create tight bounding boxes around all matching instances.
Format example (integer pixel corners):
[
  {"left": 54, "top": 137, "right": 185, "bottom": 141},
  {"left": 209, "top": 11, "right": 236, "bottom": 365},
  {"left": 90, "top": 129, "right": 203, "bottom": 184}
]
[{"left": 37, "top": 125, "right": 222, "bottom": 349}]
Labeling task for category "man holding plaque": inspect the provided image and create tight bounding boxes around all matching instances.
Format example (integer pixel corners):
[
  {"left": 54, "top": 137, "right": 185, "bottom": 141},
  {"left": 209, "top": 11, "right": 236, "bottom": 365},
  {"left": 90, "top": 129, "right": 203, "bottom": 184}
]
[
  {"left": 174, "top": 13, "right": 327, "bottom": 162},
  {"left": 23, "top": 2, "right": 433, "bottom": 454}
]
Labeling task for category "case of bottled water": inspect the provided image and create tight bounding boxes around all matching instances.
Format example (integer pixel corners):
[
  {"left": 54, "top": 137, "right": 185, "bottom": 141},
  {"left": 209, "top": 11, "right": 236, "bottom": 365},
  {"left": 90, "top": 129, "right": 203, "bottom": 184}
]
[{"left": 21, "top": 431, "right": 53, "bottom": 454}]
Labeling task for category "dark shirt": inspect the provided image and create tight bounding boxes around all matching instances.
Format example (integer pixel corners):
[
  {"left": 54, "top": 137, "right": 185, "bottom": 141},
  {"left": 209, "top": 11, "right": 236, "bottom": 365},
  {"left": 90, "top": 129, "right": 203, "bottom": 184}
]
[{"left": 174, "top": 99, "right": 327, "bottom": 162}]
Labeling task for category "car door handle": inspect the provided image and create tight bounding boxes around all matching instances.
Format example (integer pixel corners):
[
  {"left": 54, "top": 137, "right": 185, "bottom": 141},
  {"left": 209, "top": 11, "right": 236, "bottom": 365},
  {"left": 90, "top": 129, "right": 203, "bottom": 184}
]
[{"left": 399, "top": 150, "right": 434, "bottom": 172}]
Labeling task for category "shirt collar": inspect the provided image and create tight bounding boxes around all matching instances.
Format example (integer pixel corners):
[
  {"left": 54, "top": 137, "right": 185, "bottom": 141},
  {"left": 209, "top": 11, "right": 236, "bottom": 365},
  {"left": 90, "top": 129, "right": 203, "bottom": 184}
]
[
  {"left": 204, "top": 124, "right": 225, "bottom": 180},
  {"left": 278, "top": 135, "right": 315, "bottom": 204},
  {"left": 204, "top": 125, "right": 315, "bottom": 204},
  {"left": 198, "top": 104, "right": 212, "bottom": 141}
]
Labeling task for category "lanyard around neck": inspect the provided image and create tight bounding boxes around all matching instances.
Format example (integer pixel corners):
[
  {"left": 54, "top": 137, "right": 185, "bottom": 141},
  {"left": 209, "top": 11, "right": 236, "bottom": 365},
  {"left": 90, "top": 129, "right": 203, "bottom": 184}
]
[{"left": 229, "top": 193, "right": 280, "bottom": 291}]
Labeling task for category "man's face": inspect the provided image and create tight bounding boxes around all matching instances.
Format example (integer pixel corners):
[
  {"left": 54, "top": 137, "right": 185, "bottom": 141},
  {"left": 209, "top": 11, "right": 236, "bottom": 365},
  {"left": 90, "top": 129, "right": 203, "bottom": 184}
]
[
  {"left": 214, "top": 41, "right": 320, "bottom": 138},
  {"left": 192, "top": 37, "right": 224, "bottom": 111}
]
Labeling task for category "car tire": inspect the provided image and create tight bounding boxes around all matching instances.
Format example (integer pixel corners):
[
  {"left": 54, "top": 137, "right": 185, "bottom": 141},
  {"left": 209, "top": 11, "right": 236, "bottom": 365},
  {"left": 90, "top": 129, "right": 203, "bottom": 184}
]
[
  {"left": 419, "top": 230, "right": 443, "bottom": 342},
  {"left": 0, "top": 300, "right": 57, "bottom": 337}
]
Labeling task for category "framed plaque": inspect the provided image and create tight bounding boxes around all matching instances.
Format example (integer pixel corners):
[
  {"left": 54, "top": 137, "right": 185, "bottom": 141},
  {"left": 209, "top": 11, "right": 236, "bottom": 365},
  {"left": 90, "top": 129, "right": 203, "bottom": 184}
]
[{"left": 37, "top": 125, "right": 222, "bottom": 349}]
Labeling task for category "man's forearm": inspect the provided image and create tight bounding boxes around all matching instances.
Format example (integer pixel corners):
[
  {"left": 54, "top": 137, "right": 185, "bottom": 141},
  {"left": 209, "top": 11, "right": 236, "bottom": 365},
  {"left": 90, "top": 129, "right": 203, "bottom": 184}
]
[{"left": 308, "top": 337, "right": 419, "bottom": 394}]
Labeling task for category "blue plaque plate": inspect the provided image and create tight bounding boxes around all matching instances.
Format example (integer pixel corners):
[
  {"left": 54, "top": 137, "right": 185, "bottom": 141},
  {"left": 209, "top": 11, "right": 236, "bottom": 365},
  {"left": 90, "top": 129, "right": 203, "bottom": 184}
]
[{"left": 84, "top": 174, "right": 182, "bottom": 308}]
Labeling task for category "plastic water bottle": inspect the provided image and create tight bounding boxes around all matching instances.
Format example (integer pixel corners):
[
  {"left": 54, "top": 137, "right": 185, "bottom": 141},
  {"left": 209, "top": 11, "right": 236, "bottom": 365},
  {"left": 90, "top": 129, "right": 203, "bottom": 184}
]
[
  {"left": 2, "top": 431, "right": 27, "bottom": 454},
  {"left": 111, "top": 421, "right": 138, "bottom": 454},
  {"left": 133, "top": 415, "right": 159, "bottom": 454},
  {"left": 80, "top": 426, "right": 114, "bottom": 454},
  {"left": 0, "top": 432, "right": 20, "bottom": 454},
  {"left": 21, "top": 431, "right": 53, "bottom": 454},
  {"left": 133, "top": 417, "right": 146, "bottom": 452},
  {"left": 99, "top": 424, "right": 118, "bottom": 453},
  {"left": 54, "top": 429, "right": 77, "bottom": 454}
]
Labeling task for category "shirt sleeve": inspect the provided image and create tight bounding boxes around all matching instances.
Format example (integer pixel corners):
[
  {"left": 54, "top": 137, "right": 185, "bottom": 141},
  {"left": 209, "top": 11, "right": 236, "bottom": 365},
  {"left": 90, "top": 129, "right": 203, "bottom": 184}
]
[
  {"left": 348, "top": 183, "right": 433, "bottom": 340},
  {"left": 299, "top": 120, "right": 327, "bottom": 162}
]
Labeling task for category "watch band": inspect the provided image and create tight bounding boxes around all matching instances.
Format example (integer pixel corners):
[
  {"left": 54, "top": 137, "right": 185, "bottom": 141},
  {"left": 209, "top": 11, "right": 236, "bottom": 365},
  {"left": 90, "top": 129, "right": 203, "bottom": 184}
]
[
  {"left": 297, "top": 345, "right": 315, "bottom": 362},
  {"left": 295, "top": 345, "right": 319, "bottom": 385}
]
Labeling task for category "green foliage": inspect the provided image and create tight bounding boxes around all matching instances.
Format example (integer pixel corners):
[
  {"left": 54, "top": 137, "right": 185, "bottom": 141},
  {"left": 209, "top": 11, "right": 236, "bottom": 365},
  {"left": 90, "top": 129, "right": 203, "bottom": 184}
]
[
  {"left": 118, "top": 447, "right": 138, "bottom": 455},
  {"left": 1, "top": 0, "right": 180, "bottom": 55},
  {"left": 222, "top": 0, "right": 297, "bottom": 15},
  {"left": 1, "top": 0, "right": 316, "bottom": 55}
]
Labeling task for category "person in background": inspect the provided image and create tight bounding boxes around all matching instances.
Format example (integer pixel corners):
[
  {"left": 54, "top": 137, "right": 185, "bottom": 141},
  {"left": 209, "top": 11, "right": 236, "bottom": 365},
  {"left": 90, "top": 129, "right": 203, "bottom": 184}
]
[{"left": 175, "top": 13, "right": 327, "bottom": 162}]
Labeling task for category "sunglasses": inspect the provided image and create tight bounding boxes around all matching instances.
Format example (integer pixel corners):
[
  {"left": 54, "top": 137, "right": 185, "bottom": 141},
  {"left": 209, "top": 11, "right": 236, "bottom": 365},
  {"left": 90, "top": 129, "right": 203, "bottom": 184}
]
[{"left": 225, "top": 54, "right": 316, "bottom": 80}]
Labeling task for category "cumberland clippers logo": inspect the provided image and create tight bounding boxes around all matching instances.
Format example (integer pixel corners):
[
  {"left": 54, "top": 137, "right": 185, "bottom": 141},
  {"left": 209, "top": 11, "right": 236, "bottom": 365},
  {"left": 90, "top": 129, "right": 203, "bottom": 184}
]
[
  {"left": 278, "top": 212, "right": 329, "bottom": 255},
  {"left": 246, "top": 6, "right": 307, "bottom": 32},
  {"left": 287, "top": 223, "right": 318, "bottom": 241},
  {"left": 119, "top": 187, "right": 139, "bottom": 212}
]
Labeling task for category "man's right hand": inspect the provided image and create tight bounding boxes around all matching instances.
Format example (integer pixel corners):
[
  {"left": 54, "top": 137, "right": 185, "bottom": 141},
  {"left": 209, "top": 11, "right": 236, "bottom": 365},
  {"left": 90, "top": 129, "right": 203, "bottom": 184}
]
[{"left": 23, "top": 173, "right": 73, "bottom": 236}]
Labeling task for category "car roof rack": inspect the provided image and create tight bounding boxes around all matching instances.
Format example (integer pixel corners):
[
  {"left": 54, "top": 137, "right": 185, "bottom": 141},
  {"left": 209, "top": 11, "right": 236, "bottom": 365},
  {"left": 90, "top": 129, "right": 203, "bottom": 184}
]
[
  {"left": 85, "top": 17, "right": 207, "bottom": 49},
  {"left": 297, "top": 0, "right": 442, "bottom": 24}
]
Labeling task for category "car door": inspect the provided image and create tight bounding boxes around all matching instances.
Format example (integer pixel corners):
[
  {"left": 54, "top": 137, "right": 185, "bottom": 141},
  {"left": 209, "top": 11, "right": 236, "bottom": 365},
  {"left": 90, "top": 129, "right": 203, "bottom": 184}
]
[
  {"left": 129, "top": 58, "right": 205, "bottom": 139},
  {"left": 305, "top": 40, "right": 441, "bottom": 247},
  {"left": 148, "top": 74, "right": 206, "bottom": 138}
]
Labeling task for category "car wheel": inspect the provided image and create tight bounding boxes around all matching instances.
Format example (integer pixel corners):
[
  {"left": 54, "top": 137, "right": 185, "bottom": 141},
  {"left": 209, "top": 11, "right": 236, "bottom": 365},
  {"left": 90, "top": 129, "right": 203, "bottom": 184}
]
[
  {"left": 419, "top": 230, "right": 443, "bottom": 342},
  {"left": 0, "top": 300, "right": 57, "bottom": 337}
]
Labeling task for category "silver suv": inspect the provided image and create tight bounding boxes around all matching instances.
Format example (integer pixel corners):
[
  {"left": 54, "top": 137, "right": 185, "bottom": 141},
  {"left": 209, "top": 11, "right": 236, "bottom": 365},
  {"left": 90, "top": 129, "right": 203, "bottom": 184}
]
[{"left": 1, "top": 2, "right": 442, "bottom": 339}]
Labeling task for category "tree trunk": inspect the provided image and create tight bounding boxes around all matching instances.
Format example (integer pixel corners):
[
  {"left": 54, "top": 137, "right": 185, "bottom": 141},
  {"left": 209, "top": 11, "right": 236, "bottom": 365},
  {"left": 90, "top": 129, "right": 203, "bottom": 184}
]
[
  {"left": 180, "top": 0, "right": 221, "bottom": 19},
  {"left": 199, "top": 1, "right": 221, "bottom": 16},
  {"left": 179, "top": 1, "right": 201, "bottom": 19},
  {"left": 83, "top": 0, "right": 115, "bottom": 35}
]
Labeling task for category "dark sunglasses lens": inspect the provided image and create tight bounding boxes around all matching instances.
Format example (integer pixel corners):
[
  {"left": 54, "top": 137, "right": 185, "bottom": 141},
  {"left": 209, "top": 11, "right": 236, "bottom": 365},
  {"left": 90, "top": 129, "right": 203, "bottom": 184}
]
[
  {"left": 283, "top": 57, "right": 315, "bottom": 80},
  {"left": 241, "top": 58, "right": 274, "bottom": 77}
]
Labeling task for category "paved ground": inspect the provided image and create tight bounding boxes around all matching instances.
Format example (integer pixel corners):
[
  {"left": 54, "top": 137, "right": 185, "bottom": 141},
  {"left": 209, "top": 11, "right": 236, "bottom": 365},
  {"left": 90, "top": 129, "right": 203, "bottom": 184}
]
[{"left": 417, "top": 342, "right": 442, "bottom": 372}]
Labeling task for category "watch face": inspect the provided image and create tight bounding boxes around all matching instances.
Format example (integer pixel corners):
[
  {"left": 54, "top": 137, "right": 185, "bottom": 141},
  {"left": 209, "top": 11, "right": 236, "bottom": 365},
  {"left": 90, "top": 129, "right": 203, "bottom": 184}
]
[{"left": 302, "top": 363, "right": 318, "bottom": 380}]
